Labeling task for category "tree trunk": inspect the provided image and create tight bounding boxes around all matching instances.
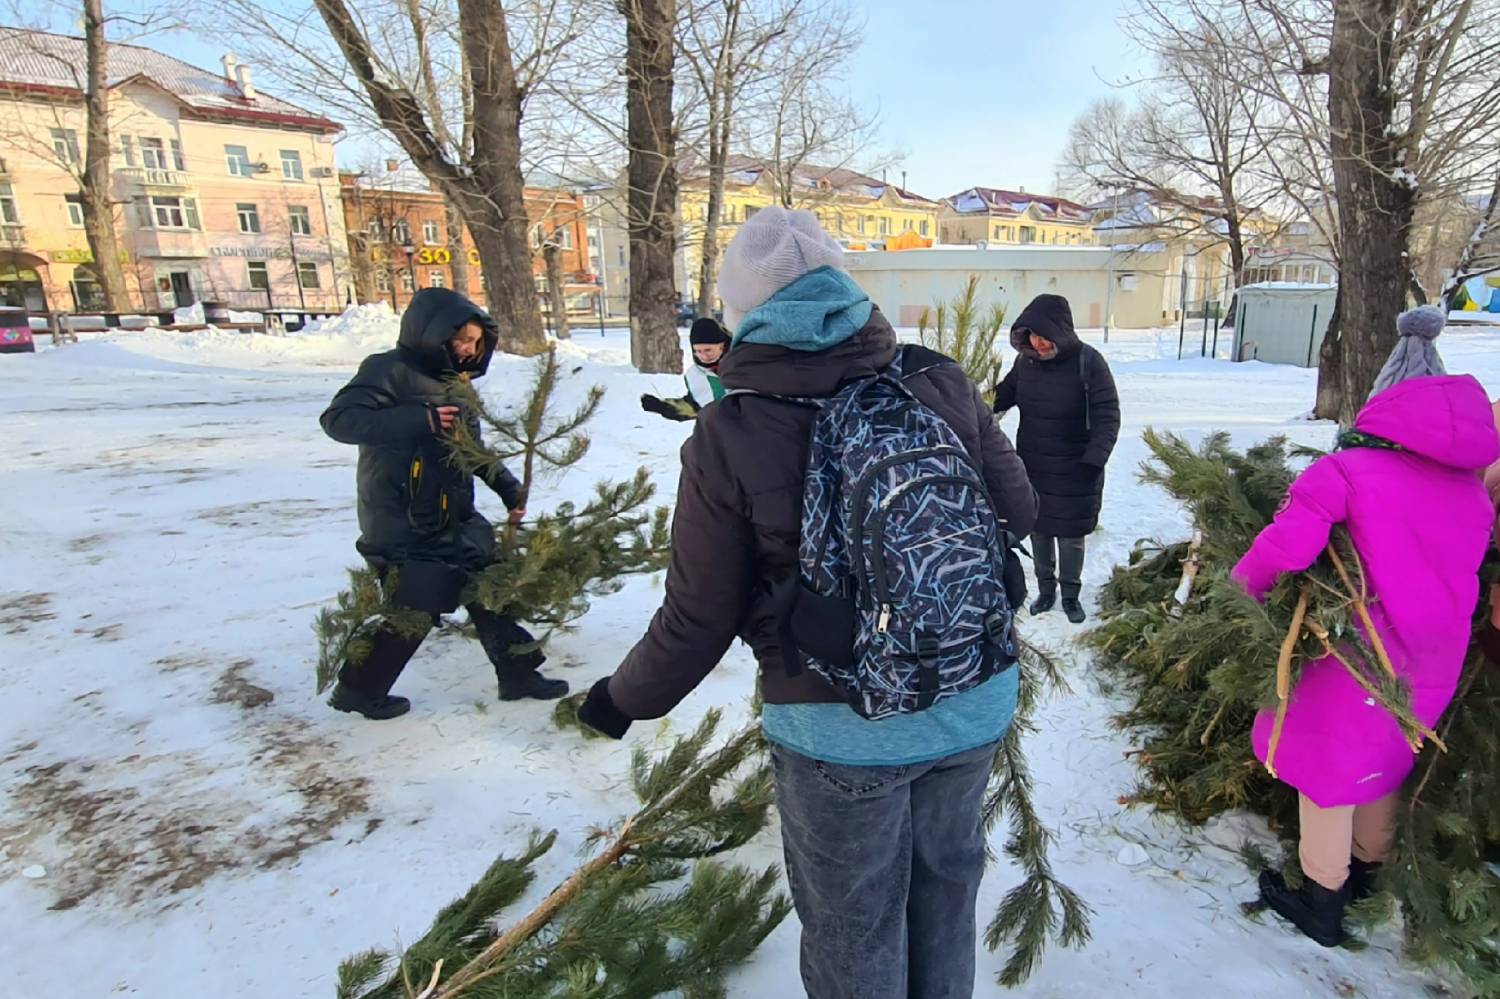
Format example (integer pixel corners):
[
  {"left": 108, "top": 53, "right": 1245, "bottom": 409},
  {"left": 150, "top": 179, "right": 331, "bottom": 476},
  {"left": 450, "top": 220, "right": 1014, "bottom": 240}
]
[
  {"left": 457, "top": 0, "right": 546, "bottom": 355},
  {"left": 445, "top": 197, "right": 471, "bottom": 299},
  {"left": 621, "top": 0, "right": 683, "bottom": 374},
  {"left": 1314, "top": 0, "right": 1416, "bottom": 425},
  {"left": 80, "top": 0, "right": 131, "bottom": 311},
  {"left": 544, "top": 241, "right": 570, "bottom": 339},
  {"left": 695, "top": 108, "right": 729, "bottom": 318}
]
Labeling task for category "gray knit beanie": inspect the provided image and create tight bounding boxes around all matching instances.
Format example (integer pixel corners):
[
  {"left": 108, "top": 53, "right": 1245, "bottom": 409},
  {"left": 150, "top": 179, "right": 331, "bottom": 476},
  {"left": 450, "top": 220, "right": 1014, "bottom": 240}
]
[
  {"left": 716, "top": 206, "right": 846, "bottom": 331},
  {"left": 1369, "top": 304, "right": 1448, "bottom": 399}
]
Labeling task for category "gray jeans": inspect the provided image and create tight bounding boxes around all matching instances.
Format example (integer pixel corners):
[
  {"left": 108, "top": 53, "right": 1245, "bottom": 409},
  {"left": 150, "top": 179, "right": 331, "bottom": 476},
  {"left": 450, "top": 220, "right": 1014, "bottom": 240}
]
[
  {"left": 1031, "top": 533, "right": 1086, "bottom": 600},
  {"left": 770, "top": 740, "right": 1000, "bottom": 999}
]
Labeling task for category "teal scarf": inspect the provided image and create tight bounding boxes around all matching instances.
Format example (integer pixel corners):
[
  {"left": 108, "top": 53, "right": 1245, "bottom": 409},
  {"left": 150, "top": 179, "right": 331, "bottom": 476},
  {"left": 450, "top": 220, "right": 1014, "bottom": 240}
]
[{"left": 732, "top": 267, "right": 873, "bottom": 352}]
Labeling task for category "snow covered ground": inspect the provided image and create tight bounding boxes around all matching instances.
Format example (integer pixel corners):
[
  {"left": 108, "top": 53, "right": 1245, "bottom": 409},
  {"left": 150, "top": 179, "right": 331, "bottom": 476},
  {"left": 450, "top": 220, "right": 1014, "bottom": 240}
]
[{"left": 4, "top": 311, "right": 1499, "bottom": 998}]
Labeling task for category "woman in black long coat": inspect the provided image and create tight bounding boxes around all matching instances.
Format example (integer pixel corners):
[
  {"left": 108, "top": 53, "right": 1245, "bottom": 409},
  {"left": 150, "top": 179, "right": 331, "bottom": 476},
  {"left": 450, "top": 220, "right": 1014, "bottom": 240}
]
[{"left": 993, "top": 294, "right": 1120, "bottom": 623}]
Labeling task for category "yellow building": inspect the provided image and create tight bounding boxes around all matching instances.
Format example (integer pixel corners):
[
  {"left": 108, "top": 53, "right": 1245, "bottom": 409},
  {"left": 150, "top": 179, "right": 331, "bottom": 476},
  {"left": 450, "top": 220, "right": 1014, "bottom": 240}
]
[
  {"left": 0, "top": 28, "right": 348, "bottom": 312},
  {"left": 937, "top": 188, "right": 1097, "bottom": 247},
  {"left": 676, "top": 156, "right": 939, "bottom": 302}
]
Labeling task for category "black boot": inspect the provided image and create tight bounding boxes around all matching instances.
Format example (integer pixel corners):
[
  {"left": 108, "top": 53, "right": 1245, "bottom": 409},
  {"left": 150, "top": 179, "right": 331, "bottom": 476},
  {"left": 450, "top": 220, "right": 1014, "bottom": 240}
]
[
  {"left": 499, "top": 671, "right": 570, "bottom": 702},
  {"left": 1062, "top": 598, "right": 1087, "bottom": 624},
  {"left": 1258, "top": 869, "right": 1348, "bottom": 947},
  {"left": 1029, "top": 592, "right": 1057, "bottom": 615},
  {"left": 1348, "top": 858, "right": 1381, "bottom": 902},
  {"left": 329, "top": 681, "right": 411, "bottom": 720}
]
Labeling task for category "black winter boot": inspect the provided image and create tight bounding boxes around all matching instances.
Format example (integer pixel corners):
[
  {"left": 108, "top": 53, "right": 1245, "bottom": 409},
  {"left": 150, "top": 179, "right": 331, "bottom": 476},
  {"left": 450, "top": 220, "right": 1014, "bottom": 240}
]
[
  {"left": 1029, "top": 592, "right": 1057, "bottom": 615},
  {"left": 1062, "top": 598, "right": 1087, "bottom": 624},
  {"left": 1348, "top": 858, "right": 1381, "bottom": 902},
  {"left": 1258, "top": 868, "right": 1348, "bottom": 947},
  {"left": 499, "top": 672, "right": 570, "bottom": 702},
  {"left": 329, "top": 682, "right": 412, "bottom": 720}
]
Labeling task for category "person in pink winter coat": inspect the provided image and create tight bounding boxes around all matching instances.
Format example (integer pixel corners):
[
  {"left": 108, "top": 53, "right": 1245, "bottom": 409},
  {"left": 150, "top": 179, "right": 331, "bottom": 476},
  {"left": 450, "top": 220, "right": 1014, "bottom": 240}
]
[{"left": 1231, "top": 373, "right": 1499, "bottom": 947}]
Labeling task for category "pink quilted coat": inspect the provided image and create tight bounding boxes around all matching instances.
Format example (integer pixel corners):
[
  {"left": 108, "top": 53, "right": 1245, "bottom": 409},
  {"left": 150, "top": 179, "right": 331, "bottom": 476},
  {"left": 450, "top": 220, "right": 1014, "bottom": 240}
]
[{"left": 1232, "top": 375, "right": 1498, "bottom": 807}]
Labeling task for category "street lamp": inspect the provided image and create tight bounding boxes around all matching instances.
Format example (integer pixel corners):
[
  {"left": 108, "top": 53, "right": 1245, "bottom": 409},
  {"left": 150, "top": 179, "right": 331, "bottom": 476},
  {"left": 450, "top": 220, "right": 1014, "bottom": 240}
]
[{"left": 401, "top": 242, "right": 417, "bottom": 297}]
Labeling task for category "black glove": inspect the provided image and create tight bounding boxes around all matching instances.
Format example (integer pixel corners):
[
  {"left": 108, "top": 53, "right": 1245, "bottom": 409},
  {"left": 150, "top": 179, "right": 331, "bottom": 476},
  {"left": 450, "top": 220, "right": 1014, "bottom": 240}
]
[
  {"left": 640, "top": 394, "right": 694, "bottom": 422},
  {"left": 577, "top": 676, "right": 632, "bottom": 739}
]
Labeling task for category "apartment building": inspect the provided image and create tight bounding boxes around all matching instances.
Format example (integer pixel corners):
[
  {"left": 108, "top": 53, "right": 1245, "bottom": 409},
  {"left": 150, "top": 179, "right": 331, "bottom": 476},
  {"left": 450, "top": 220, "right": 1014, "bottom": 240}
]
[{"left": 937, "top": 188, "right": 1097, "bottom": 247}]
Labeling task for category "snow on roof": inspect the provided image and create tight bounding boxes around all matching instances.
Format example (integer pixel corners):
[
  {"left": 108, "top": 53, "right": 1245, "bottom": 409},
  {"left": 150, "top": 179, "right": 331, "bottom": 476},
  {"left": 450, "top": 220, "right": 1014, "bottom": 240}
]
[
  {"left": 942, "top": 186, "right": 1091, "bottom": 222},
  {"left": 679, "top": 154, "right": 937, "bottom": 204},
  {"left": 0, "top": 28, "right": 338, "bottom": 132}
]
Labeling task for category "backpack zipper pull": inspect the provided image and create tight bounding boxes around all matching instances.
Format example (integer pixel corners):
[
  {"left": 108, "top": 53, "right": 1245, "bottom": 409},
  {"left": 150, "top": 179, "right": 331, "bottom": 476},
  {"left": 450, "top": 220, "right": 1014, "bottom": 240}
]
[{"left": 877, "top": 604, "right": 892, "bottom": 633}]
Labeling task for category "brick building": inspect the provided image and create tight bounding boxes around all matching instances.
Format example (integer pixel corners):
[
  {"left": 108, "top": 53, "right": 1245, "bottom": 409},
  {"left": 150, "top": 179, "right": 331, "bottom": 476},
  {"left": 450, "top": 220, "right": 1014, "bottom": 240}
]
[{"left": 339, "top": 166, "right": 599, "bottom": 314}]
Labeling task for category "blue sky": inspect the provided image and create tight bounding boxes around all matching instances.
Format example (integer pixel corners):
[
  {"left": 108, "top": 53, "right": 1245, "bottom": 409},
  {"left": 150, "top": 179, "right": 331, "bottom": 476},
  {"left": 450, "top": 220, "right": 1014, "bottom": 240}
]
[
  {"left": 843, "top": 0, "right": 1150, "bottom": 199},
  {"left": 41, "top": 0, "right": 1151, "bottom": 200}
]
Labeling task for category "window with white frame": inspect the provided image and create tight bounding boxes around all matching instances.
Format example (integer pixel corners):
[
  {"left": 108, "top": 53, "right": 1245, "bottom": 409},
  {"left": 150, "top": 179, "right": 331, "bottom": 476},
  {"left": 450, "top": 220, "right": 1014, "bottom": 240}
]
[
  {"left": 119, "top": 135, "right": 136, "bottom": 166},
  {"left": 247, "top": 260, "right": 270, "bottom": 290},
  {"left": 237, "top": 203, "right": 261, "bottom": 234},
  {"left": 170, "top": 139, "right": 185, "bottom": 172},
  {"left": 138, "top": 195, "right": 200, "bottom": 229},
  {"left": 280, "top": 149, "right": 304, "bottom": 181},
  {"left": 65, "top": 193, "right": 84, "bottom": 227},
  {"left": 297, "top": 261, "right": 321, "bottom": 289},
  {"left": 428, "top": 269, "right": 446, "bottom": 288},
  {"left": 422, "top": 219, "right": 440, "bottom": 244},
  {"left": 140, "top": 137, "right": 167, "bottom": 170},
  {"left": 879, "top": 217, "right": 890, "bottom": 236},
  {"left": 51, "top": 128, "right": 80, "bottom": 164},
  {"left": 557, "top": 226, "right": 573, "bottom": 249},
  {"left": 391, "top": 219, "right": 412, "bottom": 245},
  {"left": 375, "top": 270, "right": 391, "bottom": 292},
  {"left": 399, "top": 270, "right": 415, "bottom": 292},
  {"left": 367, "top": 219, "right": 385, "bottom": 242},
  {"left": 920, "top": 219, "right": 929, "bottom": 236},
  {"left": 0, "top": 184, "right": 18, "bottom": 224},
  {"left": 289, "top": 205, "right": 312, "bottom": 236},
  {"left": 225, "top": 144, "right": 252, "bottom": 177}
]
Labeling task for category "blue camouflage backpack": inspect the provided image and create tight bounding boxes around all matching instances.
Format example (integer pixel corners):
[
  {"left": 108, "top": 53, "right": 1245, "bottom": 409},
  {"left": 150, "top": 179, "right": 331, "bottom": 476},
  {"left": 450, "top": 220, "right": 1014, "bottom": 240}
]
[{"left": 765, "top": 349, "right": 1018, "bottom": 720}]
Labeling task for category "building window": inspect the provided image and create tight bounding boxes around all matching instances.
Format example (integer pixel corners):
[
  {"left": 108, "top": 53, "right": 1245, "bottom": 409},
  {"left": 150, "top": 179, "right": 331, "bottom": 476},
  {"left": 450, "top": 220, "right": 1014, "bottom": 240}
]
[
  {"left": 225, "top": 144, "right": 253, "bottom": 177},
  {"left": 51, "top": 128, "right": 81, "bottom": 164},
  {"left": 65, "top": 194, "right": 84, "bottom": 227},
  {"left": 1019, "top": 226, "right": 1035, "bottom": 244},
  {"left": 920, "top": 220, "right": 929, "bottom": 237},
  {"left": 280, "top": 149, "right": 304, "bottom": 181},
  {"left": 857, "top": 216, "right": 866, "bottom": 234},
  {"left": 879, "top": 217, "right": 890, "bottom": 235},
  {"left": 992, "top": 224, "right": 1001, "bottom": 240},
  {"left": 237, "top": 203, "right": 261, "bottom": 234},
  {"left": 428, "top": 269, "right": 446, "bottom": 288},
  {"left": 744, "top": 205, "right": 760, "bottom": 221},
  {"left": 170, "top": 139, "right": 185, "bottom": 172},
  {"left": 0, "top": 184, "right": 18, "bottom": 224},
  {"left": 617, "top": 246, "right": 626, "bottom": 266},
  {"left": 392, "top": 219, "right": 412, "bottom": 245},
  {"left": 367, "top": 219, "right": 385, "bottom": 242},
  {"left": 247, "top": 260, "right": 270, "bottom": 290},
  {"left": 140, "top": 195, "right": 200, "bottom": 229},
  {"left": 297, "top": 261, "right": 321, "bottom": 289},
  {"left": 120, "top": 135, "right": 136, "bottom": 166},
  {"left": 725, "top": 204, "right": 735, "bottom": 223},
  {"left": 557, "top": 227, "right": 573, "bottom": 249},
  {"left": 289, "top": 205, "right": 312, "bottom": 236},
  {"left": 375, "top": 270, "right": 391, "bottom": 292},
  {"left": 141, "top": 137, "right": 167, "bottom": 170},
  {"left": 399, "top": 270, "right": 415, "bottom": 292},
  {"left": 422, "top": 219, "right": 440, "bottom": 244}
]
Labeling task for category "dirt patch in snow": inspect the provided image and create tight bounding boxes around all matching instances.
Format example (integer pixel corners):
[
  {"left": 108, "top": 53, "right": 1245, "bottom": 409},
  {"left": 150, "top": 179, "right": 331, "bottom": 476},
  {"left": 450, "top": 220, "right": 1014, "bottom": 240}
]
[
  {"left": 1, "top": 593, "right": 56, "bottom": 634},
  {"left": 0, "top": 688, "right": 368, "bottom": 911}
]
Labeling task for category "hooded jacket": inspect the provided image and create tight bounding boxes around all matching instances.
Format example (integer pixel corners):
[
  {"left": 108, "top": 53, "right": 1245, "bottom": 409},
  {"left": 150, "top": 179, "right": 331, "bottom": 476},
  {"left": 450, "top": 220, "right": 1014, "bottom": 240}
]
[
  {"left": 605, "top": 308, "right": 1038, "bottom": 722},
  {"left": 320, "top": 288, "right": 520, "bottom": 570},
  {"left": 994, "top": 294, "right": 1121, "bottom": 537},
  {"left": 1233, "top": 374, "right": 1499, "bottom": 807}
]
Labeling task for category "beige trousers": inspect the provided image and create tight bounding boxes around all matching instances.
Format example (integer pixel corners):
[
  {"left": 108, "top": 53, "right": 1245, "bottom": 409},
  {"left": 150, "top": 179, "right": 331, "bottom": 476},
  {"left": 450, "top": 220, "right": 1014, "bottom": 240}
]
[{"left": 1298, "top": 792, "right": 1400, "bottom": 891}]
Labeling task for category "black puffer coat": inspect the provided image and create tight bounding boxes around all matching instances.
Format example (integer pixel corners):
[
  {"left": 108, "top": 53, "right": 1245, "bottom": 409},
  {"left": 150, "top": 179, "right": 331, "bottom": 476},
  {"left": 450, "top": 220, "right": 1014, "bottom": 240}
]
[
  {"left": 320, "top": 288, "right": 521, "bottom": 571},
  {"left": 994, "top": 294, "right": 1120, "bottom": 538},
  {"left": 605, "top": 309, "right": 1039, "bottom": 721}
]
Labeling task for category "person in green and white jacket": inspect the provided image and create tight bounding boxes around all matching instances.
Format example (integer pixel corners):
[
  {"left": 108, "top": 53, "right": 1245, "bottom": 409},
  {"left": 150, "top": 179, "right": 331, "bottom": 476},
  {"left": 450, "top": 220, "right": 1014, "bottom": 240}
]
[{"left": 640, "top": 318, "right": 729, "bottom": 422}]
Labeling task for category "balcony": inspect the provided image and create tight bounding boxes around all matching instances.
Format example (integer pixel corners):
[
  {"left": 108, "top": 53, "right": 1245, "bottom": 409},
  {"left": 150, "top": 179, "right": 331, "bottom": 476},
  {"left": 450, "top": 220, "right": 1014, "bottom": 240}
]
[
  {"left": 132, "top": 227, "right": 207, "bottom": 259},
  {"left": 117, "top": 166, "right": 192, "bottom": 191}
]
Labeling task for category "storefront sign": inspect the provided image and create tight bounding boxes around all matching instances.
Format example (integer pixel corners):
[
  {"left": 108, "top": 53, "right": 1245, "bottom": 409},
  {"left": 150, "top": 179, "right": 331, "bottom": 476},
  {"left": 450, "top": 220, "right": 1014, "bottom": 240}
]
[
  {"left": 51, "top": 248, "right": 95, "bottom": 264},
  {"left": 211, "top": 245, "right": 333, "bottom": 262}
]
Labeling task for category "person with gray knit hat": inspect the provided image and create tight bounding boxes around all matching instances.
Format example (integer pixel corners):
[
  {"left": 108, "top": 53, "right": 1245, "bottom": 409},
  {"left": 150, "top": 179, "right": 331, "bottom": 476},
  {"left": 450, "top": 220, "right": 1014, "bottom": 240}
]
[
  {"left": 1369, "top": 304, "right": 1448, "bottom": 400},
  {"left": 577, "top": 205, "right": 1039, "bottom": 999}
]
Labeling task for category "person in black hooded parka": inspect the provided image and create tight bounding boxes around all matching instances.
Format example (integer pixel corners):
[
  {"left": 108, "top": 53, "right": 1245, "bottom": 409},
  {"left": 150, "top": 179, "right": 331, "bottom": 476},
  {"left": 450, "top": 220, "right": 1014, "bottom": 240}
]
[
  {"left": 320, "top": 287, "right": 568, "bottom": 719},
  {"left": 993, "top": 293, "right": 1120, "bottom": 624}
]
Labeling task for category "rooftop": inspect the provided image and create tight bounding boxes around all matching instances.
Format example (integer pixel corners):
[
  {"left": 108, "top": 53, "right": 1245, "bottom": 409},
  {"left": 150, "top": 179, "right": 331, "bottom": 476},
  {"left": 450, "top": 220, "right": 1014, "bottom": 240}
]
[
  {"left": 943, "top": 187, "right": 1093, "bottom": 223},
  {"left": 682, "top": 154, "right": 937, "bottom": 205}
]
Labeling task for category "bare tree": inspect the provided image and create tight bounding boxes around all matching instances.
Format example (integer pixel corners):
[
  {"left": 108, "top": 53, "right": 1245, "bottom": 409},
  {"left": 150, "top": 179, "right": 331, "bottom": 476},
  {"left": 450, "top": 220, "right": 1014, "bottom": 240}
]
[
  {"left": 542, "top": 237, "right": 570, "bottom": 339},
  {"left": 620, "top": 0, "right": 682, "bottom": 374},
  {"left": 1437, "top": 169, "right": 1500, "bottom": 310}
]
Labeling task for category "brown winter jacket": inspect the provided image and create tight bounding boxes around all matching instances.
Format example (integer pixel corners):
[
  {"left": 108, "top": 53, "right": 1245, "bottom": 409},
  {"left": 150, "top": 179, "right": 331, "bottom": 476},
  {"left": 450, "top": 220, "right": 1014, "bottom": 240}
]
[{"left": 606, "top": 309, "right": 1039, "bottom": 721}]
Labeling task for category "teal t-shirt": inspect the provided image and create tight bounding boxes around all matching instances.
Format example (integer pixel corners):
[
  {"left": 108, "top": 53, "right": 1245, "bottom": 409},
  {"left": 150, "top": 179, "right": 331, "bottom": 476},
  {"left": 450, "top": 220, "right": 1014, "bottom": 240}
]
[{"left": 760, "top": 668, "right": 1018, "bottom": 766}]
